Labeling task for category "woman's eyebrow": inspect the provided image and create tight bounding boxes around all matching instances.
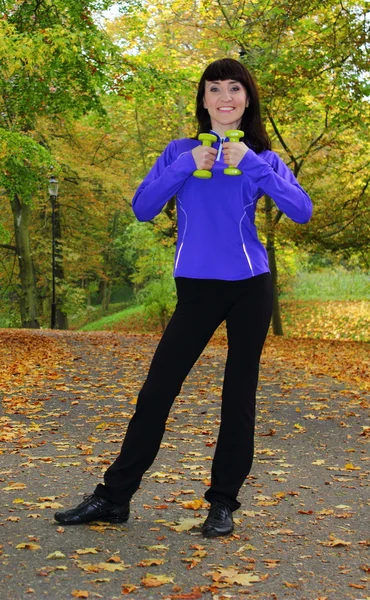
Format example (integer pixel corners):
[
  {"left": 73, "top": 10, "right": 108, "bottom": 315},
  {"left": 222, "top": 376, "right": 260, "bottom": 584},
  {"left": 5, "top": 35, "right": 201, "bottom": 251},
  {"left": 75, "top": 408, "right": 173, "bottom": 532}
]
[{"left": 207, "top": 80, "right": 239, "bottom": 84}]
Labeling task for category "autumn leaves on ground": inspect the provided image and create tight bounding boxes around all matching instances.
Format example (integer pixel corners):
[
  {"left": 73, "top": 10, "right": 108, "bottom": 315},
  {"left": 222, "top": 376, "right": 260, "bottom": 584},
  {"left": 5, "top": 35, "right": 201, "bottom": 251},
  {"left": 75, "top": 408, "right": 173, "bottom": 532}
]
[{"left": 0, "top": 329, "right": 369, "bottom": 600}]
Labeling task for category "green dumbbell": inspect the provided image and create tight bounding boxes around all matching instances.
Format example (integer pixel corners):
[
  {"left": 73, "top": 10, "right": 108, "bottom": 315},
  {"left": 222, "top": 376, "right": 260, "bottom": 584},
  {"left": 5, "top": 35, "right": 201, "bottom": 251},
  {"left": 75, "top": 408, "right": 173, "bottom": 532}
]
[
  {"left": 224, "top": 129, "right": 244, "bottom": 176},
  {"left": 193, "top": 133, "right": 218, "bottom": 179}
]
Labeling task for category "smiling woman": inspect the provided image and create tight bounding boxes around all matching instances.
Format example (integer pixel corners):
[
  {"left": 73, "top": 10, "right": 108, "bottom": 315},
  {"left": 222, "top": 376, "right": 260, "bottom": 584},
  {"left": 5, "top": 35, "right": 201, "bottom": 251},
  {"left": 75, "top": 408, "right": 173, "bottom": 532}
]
[
  {"left": 203, "top": 79, "right": 249, "bottom": 135},
  {"left": 195, "top": 58, "right": 271, "bottom": 153},
  {"left": 55, "top": 57, "right": 312, "bottom": 541}
]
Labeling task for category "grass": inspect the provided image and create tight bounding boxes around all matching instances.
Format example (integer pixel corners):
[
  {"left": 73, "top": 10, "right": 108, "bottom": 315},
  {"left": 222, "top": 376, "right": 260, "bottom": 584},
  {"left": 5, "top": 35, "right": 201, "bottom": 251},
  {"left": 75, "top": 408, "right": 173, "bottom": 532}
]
[
  {"left": 283, "top": 268, "right": 369, "bottom": 301},
  {"left": 76, "top": 268, "right": 370, "bottom": 342},
  {"left": 79, "top": 305, "right": 144, "bottom": 332}
]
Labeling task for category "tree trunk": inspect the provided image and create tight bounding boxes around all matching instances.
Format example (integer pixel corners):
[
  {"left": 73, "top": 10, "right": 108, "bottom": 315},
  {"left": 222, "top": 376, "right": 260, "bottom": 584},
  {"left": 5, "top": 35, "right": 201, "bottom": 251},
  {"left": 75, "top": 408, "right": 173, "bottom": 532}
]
[
  {"left": 102, "top": 280, "right": 111, "bottom": 312},
  {"left": 53, "top": 198, "right": 68, "bottom": 330},
  {"left": 265, "top": 194, "right": 283, "bottom": 335},
  {"left": 10, "top": 194, "right": 40, "bottom": 328}
]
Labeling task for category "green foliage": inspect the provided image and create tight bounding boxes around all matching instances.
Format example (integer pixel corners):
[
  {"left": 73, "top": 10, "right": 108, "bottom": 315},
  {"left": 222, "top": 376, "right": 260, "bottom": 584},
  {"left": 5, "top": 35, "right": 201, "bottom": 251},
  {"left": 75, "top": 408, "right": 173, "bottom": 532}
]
[
  {"left": 135, "top": 273, "right": 176, "bottom": 331},
  {"left": 0, "top": 296, "right": 22, "bottom": 328},
  {"left": 0, "top": 129, "right": 57, "bottom": 202},
  {"left": 114, "top": 218, "right": 176, "bottom": 328},
  {"left": 0, "top": 0, "right": 121, "bottom": 130},
  {"left": 117, "top": 219, "right": 175, "bottom": 287}
]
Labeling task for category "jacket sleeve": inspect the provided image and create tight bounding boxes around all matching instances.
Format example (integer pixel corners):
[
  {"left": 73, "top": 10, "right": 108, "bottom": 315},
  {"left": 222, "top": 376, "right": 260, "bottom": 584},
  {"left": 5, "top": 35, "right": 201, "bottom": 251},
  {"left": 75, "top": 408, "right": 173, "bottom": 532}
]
[
  {"left": 132, "top": 141, "right": 196, "bottom": 222},
  {"left": 238, "top": 149, "right": 313, "bottom": 224}
]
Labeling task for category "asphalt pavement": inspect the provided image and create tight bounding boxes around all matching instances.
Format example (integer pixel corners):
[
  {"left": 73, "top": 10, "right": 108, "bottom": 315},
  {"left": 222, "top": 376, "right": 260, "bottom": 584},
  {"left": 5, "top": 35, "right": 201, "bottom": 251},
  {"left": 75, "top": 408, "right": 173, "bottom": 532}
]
[{"left": 0, "top": 330, "right": 369, "bottom": 600}]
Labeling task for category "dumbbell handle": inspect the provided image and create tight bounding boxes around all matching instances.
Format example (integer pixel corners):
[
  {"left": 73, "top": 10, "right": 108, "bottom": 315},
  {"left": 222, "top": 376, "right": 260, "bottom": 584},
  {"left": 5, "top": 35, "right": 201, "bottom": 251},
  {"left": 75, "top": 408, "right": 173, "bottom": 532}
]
[
  {"left": 224, "top": 129, "right": 244, "bottom": 176},
  {"left": 193, "top": 133, "right": 218, "bottom": 179}
]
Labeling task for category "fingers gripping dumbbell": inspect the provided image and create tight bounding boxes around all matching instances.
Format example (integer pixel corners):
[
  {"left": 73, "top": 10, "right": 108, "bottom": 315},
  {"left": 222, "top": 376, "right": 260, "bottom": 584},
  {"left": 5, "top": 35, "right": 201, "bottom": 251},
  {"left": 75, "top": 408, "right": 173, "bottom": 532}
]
[
  {"left": 193, "top": 133, "right": 218, "bottom": 179},
  {"left": 224, "top": 129, "right": 244, "bottom": 176}
]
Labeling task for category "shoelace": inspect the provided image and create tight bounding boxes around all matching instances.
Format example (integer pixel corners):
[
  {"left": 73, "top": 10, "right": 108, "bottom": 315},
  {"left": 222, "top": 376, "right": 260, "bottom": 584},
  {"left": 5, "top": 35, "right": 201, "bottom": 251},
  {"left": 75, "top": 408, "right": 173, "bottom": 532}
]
[
  {"left": 207, "top": 503, "right": 229, "bottom": 522},
  {"left": 78, "top": 493, "right": 96, "bottom": 507}
]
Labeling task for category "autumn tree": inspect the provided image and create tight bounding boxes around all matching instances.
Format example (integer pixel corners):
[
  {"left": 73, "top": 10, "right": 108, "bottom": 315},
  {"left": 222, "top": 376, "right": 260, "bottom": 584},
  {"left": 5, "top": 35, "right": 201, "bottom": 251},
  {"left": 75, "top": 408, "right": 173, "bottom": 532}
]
[
  {"left": 0, "top": 0, "right": 121, "bottom": 327},
  {"left": 107, "top": 0, "right": 369, "bottom": 334}
]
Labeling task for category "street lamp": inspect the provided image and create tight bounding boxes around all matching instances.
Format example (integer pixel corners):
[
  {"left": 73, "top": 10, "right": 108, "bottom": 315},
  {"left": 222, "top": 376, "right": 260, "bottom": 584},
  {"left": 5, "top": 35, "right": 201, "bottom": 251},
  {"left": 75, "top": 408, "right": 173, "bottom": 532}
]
[{"left": 49, "top": 176, "right": 59, "bottom": 329}]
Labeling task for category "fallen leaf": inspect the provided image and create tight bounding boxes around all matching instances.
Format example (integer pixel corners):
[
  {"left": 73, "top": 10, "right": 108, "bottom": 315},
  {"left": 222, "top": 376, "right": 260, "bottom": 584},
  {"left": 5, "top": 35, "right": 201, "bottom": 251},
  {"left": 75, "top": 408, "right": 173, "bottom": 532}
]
[
  {"left": 137, "top": 558, "right": 165, "bottom": 566},
  {"left": 75, "top": 548, "right": 100, "bottom": 555},
  {"left": 16, "top": 542, "right": 41, "bottom": 550},
  {"left": 46, "top": 551, "right": 66, "bottom": 559},
  {"left": 181, "top": 498, "right": 205, "bottom": 510},
  {"left": 210, "top": 567, "right": 260, "bottom": 586},
  {"left": 319, "top": 537, "right": 351, "bottom": 547},
  {"left": 170, "top": 518, "right": 204, "bottom": 532},
  {"left": 121, "top": 584, "right": 139, "bottom": 594},
  {"left": 141, "top": 573, "right": 174, "bottom": 587}
]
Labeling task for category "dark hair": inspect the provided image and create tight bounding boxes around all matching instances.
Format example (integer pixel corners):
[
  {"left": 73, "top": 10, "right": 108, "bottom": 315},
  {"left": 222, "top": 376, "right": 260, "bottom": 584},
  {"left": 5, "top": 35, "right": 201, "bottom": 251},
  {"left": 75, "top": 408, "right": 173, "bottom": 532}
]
[{"left": 195, "top": 58, "right": 271, "bottom": 153}]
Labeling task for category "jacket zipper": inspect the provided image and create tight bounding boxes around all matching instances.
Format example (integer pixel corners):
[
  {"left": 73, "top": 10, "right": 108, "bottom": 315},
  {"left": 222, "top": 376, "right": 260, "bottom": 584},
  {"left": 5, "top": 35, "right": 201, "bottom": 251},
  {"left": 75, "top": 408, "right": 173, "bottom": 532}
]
[
  {"left": 216, "top": 137, "right": 225, "bottom": 161},
  {"left": 210, "top": 130, "right": 226, "bottom": 162}
]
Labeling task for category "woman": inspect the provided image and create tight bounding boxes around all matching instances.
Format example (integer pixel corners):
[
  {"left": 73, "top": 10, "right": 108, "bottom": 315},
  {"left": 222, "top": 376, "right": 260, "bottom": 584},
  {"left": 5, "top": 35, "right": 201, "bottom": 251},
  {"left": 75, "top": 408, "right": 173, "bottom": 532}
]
[{"left": 55, "top": 58, "right": 312, "bottom": 537}]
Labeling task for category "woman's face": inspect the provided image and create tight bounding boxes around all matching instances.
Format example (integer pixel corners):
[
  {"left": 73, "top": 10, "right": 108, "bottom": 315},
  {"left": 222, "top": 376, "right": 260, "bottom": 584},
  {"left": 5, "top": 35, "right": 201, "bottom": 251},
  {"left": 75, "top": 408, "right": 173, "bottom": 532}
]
[{"left": 203, "top": 79, "right": 249, "bottom": 135}]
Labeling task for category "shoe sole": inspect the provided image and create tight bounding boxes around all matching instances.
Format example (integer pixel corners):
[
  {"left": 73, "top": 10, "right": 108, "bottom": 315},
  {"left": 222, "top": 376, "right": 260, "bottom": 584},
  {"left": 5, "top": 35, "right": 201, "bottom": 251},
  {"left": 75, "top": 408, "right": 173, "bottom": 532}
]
[
  {"left": 202, "top": 527, "right": 233, "bottom": 538},
  {"left": 55, "top": 515, "right": 129, "bottom": 525}
]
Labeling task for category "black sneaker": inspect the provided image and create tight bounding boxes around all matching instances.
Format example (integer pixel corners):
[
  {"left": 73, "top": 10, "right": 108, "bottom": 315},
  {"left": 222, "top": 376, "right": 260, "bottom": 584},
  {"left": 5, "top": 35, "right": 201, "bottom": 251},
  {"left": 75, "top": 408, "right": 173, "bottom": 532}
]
[
  {"left": 202, "top": 502, "right": 234, "bottom": 538},
  {"left": 54, "top": 493, "right": 130, "bottom": 525}
]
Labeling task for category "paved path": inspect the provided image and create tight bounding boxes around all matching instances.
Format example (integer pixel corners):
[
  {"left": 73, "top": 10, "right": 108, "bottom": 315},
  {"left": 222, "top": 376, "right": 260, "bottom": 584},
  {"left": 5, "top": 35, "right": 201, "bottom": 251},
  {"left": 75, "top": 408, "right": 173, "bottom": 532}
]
[{"left": 0, "top": 331, "right": 369, "bottom": 600}]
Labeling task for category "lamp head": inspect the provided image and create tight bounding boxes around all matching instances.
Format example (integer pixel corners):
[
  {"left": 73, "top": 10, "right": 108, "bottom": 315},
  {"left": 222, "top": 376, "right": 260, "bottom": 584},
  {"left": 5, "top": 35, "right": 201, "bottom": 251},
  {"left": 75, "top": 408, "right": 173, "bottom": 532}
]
[{"left": 48, "top": 176, "right": 59, "bottom": 197}]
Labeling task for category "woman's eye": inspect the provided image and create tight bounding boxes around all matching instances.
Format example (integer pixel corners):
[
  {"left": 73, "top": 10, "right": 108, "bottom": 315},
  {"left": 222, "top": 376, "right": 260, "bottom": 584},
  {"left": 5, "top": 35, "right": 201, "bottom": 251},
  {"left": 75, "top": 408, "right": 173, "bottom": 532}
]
[
  {"left": 231, "top": 86, "right": 241, "bottom": 92},
  {"left": 210, "top": 87, "right": 219, "bottom": 92}
]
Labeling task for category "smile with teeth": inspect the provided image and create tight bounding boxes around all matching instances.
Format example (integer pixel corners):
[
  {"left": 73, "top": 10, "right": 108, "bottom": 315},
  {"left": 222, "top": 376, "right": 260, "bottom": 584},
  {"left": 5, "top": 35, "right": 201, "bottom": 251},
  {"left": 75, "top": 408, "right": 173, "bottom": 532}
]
[{"left": 218, "top": 107, "right": 234, "bottom": 112}]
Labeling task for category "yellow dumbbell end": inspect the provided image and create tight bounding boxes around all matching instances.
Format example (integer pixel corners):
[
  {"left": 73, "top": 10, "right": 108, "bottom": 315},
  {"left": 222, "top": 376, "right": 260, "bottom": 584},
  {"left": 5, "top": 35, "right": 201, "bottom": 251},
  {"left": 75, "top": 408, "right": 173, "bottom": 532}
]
[
  {"left": 193, "top": 169, "right": 213, "bottom": 179},
  {"left": 224, "top": 166, "right": 242, "bottom": 176},
  {"left": 198, "top": 133, "right": 218, "bottom": 145}
]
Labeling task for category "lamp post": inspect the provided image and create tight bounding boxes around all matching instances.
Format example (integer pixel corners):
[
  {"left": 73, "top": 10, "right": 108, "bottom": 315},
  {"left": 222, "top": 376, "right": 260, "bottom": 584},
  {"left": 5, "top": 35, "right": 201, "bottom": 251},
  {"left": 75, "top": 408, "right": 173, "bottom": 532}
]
[{"left": 49, "top": 176, "right": 59, "bottom": 329}]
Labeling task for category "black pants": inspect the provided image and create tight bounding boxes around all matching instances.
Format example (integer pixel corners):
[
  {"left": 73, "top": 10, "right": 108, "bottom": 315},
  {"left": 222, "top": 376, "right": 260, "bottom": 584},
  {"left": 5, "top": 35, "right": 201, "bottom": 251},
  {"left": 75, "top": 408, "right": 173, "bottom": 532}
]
[{"left": 94, "top": 273, "right": 273, "bottom": 512}]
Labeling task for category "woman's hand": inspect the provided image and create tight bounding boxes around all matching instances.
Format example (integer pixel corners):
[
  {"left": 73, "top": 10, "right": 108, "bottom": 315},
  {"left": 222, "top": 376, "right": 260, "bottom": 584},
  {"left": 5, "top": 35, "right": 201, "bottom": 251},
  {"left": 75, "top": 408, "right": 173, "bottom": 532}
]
[
  {"left": 191, "top": 144, "right": 218, "bottom": 171},
  {"left": 222, "top": 142, "right": 249, "bottom": 168}
]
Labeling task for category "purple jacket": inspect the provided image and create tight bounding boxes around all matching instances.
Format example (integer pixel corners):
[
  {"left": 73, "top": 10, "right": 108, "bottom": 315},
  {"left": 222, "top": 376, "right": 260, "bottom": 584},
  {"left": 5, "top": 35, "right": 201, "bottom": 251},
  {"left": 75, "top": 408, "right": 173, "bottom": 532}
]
[{"left": 132, "top": 131, "right": 312, "bottom": 280}]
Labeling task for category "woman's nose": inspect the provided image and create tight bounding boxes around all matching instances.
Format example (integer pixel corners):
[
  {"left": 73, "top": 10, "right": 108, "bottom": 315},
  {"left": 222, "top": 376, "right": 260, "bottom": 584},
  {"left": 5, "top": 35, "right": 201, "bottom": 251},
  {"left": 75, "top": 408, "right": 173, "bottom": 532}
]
[{"left": 220, "top": 90, "right": 232, "bottom": 101}]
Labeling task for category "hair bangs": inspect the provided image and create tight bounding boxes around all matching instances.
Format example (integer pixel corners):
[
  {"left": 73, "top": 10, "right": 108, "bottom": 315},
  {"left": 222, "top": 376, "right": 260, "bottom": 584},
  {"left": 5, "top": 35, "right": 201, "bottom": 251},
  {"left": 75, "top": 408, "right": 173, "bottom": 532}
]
[
  {"left": 202, "top": 58, "right": 247, "bottom": 85},
  {"left": 195, "top": 57, "right": 271, "bottom": 153}
]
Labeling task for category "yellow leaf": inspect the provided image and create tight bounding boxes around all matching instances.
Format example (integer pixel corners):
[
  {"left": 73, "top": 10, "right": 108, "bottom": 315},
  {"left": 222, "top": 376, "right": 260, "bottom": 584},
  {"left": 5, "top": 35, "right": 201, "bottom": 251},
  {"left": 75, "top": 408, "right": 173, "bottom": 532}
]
[
  {"left": 72, "top": 591, "right": 89, "bottom": 599},
  {"left": 137, "top": 558, "right": 165, "bottom": 566},
  {"left": 181, "top": 498, "right": 205, "bottom": 510},
  {"left": 97, "top": 562, "right": 129, "bottom": 572},
  {"left": 46, "top": 551, "right": 66, "bottom": 559},
  {"left": 75, "top": 548, "right": 99, "bottom": 555},
  {"left": 320, "top": 537, "right": 351, "bottom": 547},
  {"left": 345, "top": 462, "right": 360, "bottom": 470},
  {"left": 212, "top": 567, "right": 260, "bottom": 586},
  {"left": 141, "top": 573, "right": 174, "bottom": 587},
  {"left": 145, "top": 545, "right": 169, "bottom": 552},
  {"left": 3, "top": 482, "right": 27, "bottom": 491},
  {"left": 170, "top": 518, "right": 204, "bottom": 532},
  {"left": 16, "top": 542, "right": 41, "bottom": 550},
  {"left": 35, "top": 502, "right": 64, "bottom": 509}
]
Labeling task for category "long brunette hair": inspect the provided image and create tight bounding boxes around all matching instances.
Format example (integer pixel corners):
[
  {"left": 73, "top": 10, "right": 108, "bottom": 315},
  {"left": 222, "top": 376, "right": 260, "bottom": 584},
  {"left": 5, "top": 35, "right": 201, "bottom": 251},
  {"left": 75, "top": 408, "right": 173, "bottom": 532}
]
[{"left": 195, "top": 58, "right": 271, "bottom": 153}]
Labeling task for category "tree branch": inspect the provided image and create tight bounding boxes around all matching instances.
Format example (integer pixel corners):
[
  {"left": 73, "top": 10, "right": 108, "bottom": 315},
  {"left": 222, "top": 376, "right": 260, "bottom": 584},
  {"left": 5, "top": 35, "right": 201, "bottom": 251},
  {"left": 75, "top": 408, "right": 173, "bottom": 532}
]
[{"left": 0, "top": 244, "right": 17, "bottom": 253}]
